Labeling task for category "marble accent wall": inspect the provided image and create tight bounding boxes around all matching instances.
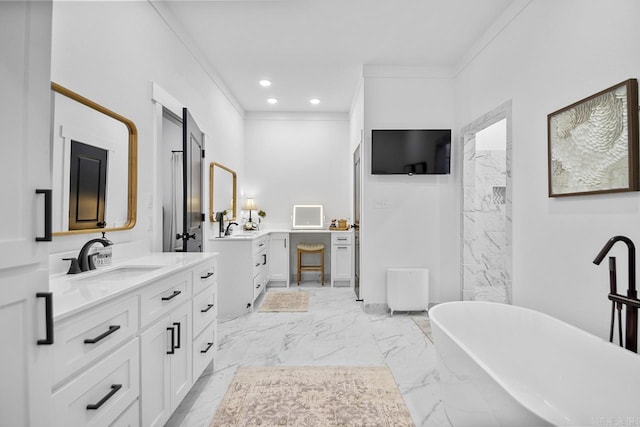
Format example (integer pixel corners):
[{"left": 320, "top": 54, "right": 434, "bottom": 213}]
[
  {"left": 464, "top": 148, "right": 507, "bottom": 302},
  {"left": 460, "top": 101, "right": 512, "bottom": 304}
]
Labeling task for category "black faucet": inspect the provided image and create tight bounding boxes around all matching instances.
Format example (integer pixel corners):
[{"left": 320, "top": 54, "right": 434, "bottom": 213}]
[
  {"left": 594, "top": 235, "right": 640, "bottom": 352},
  {"left": 225, "top": 222, "right": 239, "bottom": 236},
  {"left": 78, "top": 234, "right": 113, "bottom": 272}
]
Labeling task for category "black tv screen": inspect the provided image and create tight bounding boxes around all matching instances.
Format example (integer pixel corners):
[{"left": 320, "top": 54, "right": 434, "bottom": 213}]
[{"left": 371, "top": 129, "right": 451, "bottom": 175}]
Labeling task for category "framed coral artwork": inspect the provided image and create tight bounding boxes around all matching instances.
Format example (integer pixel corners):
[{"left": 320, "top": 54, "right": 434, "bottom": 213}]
[{"left": 547, "top": 79, "right": 639, "bottom": 197}]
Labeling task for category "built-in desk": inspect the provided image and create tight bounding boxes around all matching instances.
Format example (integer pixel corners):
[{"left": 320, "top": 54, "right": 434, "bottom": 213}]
[{"left": 209, "top": 229, "right": 353, "bottom": 317}]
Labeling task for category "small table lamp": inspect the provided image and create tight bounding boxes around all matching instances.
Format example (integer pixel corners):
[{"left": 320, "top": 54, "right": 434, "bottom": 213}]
[{"left": 243, "top": 198, "right": 257, "bottom": 222}]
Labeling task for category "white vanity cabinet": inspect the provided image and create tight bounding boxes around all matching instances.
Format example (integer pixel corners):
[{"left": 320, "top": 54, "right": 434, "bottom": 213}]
[
  {"left": 268, "top": 233, "right": 289, "bottom": 286},
  {"left": 50, "top": 254, "right": 217, "bottom": 427},
  {"left": 212, "top": 235, "right": 268, "bottom": 317},
  {"left": 331, "top": 232, "right": 354, "bottom": 287},
  {"left": 0, "top": 3, "right": 54, "bottom": 426}
]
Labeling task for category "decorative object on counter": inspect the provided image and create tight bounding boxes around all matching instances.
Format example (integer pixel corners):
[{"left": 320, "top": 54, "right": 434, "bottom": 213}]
[
  {"left": 331, "top": 218, "right": 349, "bottom": 230},
  {"left": 257, "top": 209, "right": 266, "bottom": 228},
  {"left": 243, "top": 198, "right": 258, "bottom": 230},
  {"left": 258, "top": 290, "right": 309, "bottom": 312},
  {"left": 547, "top": 78, "right": 639, "bottom": 197},
  {"left": 209, "top": 366, "right": 413, "bottom": 427}
]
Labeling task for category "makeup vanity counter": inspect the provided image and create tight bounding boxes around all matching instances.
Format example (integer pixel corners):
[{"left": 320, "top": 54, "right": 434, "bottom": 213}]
[
  {"left": 210, "top": 228, "right": 353, "bottom": 318},
  {"left": 49, "top": 252, "right": 218, "bottom": 427}
]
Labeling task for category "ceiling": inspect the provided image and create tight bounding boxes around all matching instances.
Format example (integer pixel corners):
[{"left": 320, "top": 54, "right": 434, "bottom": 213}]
[{"left": 160, "top": 0, "right": 514, "bottom": 113}]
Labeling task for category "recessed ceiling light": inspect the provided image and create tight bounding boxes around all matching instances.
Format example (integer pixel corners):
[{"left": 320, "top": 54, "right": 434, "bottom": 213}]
[
  {"left": 267, "top": 98, "right": 278, "bottom": 104},
  {"left": 259, "top": 80, "right": 272, "bottom": 87},
  {"left": 309, "top": 98, "right": 320, "bottom": 105}
]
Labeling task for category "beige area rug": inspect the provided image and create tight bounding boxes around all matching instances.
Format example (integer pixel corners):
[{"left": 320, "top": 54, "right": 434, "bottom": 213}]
[
  {"left": 210, "top": 366, "right": 414, "bottom": 427},
  {"left": 411, "top": 316, "right": 433, "bottom": 342},
  {"left": 258, "top": 291, "right": 309, "bottom": 312}
]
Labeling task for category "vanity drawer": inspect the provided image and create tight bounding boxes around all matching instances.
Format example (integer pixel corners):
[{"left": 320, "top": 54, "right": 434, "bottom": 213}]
[
  {"left": 193, "top": 321, "right": 215, "bottom": 381},
  {"left": 331, "top": 232, "right": 352, "bottom": 245},
  {"left": 252, "top": 236, "right": 268, "bottom": 255},
  {"left": 53, "top": 295, "right": 138, "bottom": 387},
  {"left": 139, "top": 272, "right": 191, "bottom": 328},
  {"left": 110, "top": 400, "right": 139, "bottom": 427},
  {"left": 192, "top": 260, "right": 216, "bottom": 296},
  {"left": 52, "top": 338, "right": 140, "bottom": 427},
  {"left": 192, "top": 285, "right": 216, "bottom": 337}
]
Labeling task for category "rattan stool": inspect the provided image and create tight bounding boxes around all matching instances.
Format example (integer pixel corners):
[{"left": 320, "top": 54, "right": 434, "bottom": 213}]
[{"left": 297, "top": 243, "right": 325, "bottom": 285}]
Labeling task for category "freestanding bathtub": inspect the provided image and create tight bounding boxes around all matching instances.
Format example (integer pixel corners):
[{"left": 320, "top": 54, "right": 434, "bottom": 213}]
[{"left": 430, "top": 301, "right": 640, "bottom": 426}]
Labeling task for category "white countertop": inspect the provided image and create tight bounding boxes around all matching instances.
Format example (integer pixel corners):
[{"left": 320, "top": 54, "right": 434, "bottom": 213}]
[
  {"left": 210, "top": 228, "right": 352, "bottom": 241},
  {"left": 50, "top": 252, "right": 217, "bottom": 321}
]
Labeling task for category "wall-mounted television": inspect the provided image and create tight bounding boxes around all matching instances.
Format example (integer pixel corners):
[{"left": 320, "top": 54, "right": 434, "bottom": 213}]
[{"left": 371, "top": 129, "right": 451, "bottom": 175}]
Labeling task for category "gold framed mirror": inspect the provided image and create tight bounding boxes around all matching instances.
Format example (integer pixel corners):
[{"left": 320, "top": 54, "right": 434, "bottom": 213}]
[
  {"left": 51, "top": 82, "right": 137, "bottom": 235},
  {"left": 209, "top": 162, "right": 237, "bottom": 222}
]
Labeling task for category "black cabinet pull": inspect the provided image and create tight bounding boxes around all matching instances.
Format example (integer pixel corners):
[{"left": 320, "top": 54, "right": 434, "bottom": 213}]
[
  {"left": 200, "top": 272, "right": 214, "bottom": 279},
  {"left": 262, "top": 254, "right": 267, "bottom": 265},
  {"left": 35, "top": 189, "right": 52, "bottom": 242},
  {"left": 161, "top": 290, "right": 181, "bottom": 301},
  {"left": 173, "top": 322, "right": 181, "bottom": 349},
  {"left": 86, "top": 384, "right": 122, "bottom": 410},
  {"left": 201, "top": 304, "right": 214, "bottom": 313},
  {"left": 167, "top": 326, "right": 175, "bottom": 354},
  {"left": 84, "top": 325, "right": 120, "bottom": 344},
  {"left": 36, "top": 292, "right": 54, "bottom": 345},
  {"left": 201, "top": 342, "right": 214, "bottom": 354}
]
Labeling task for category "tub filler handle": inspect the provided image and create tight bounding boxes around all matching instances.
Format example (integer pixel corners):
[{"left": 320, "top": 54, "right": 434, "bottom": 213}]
[{"left": 594, "top": 236, "right": 639, "bottom": 353}]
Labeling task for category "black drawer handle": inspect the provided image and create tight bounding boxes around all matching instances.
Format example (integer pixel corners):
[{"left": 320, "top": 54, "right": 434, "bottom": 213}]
[
  {"left": 161, "top": 290, "right": 181, "bottom": 301},
  {"left": 201, "top": 304, "right": 214, "bottom": 313},
  {"left": 167, "top": 326, "right": 175, "bottom": 354},
  {"left": 86, "top": 384, "right": 122, "bottom": 410},
  {"left": 200, "top": 272, "right": 214, "bottom": 279},
  {"left": 201, "top": 342, "right": 214, "bottom": 354},
  {"left": 36, "top": 292, "right": 54, "bottom": 345},
  {"left": 338, "top": 246, "right": 348, "bottom": 249},
  {"left": 173, "top": 322, "right": 181, "bottom": 349},
  {"left": 84, "top": 325, "right": 121, "bottom": 344},
  {"left": 35, "top": 189, "right": 52, "bottom": 242}
]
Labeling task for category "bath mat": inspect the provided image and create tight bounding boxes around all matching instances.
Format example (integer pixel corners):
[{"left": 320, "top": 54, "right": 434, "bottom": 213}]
[
  {"left": 412, "top": 316, "right": 433, "bottom": 342},
  {"left": 209, "top": 366, "right": 414, "bottom": 427},
  {"left": 258, "top": 290, "right": 309, "bottom": 312}
]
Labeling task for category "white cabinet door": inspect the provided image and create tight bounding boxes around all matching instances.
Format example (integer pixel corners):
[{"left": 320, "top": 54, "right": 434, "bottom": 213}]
[
  {"left": 268, "top": 233, "right": 289, "bottom": 285},
  {"left": 140, "top": 302, "right": 192, "bottom": 427},
  {"left": 169, "top": 302, "right": 192, "bottom": 410},
  {"left": 140, "top": 315, "right": 172, "bottom": 427},
  {"left": 0, "top": 2, "right": 53, "bottom": 427},
  {"left": 331, "top": 244, "right": 353, "bottom": 281}
]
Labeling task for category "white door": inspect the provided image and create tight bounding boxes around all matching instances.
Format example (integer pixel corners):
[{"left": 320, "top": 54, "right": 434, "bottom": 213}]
[
  {"left": 169, "top": 302, "right": 192, "bottom": 410},
  {"left": 0, "top": 2, "right": 53, "bottom": 427},
  {"left": 140, "top": 315, "right": 172, "bottom": 427}
]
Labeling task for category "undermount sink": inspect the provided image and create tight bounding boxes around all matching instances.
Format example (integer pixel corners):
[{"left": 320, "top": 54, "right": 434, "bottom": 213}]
[{"left": 73, "top": 265, "right": 163, "bottom": 283}]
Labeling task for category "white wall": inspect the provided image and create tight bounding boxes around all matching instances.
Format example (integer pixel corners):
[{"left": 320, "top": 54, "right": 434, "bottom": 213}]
[
  {"left": 454, "top": 0, "right": 640, "bottom": 338},
  {"left": 361, "top": 71, "right": 456, "bottom": 306},
  {"left": 244, "top": 113, "right": 351, "bottom": 230},
  {"left": 50, "top": 1, "right": 245, "bottom": 256}
]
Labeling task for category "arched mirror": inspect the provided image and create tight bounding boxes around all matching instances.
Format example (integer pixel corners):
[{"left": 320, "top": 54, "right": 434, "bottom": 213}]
[
  {"left": 51, "top": 82, "right": 137, "bottom": 235},
  {"left": 209, "top": 162, "right": 237, "bottom": 222}
]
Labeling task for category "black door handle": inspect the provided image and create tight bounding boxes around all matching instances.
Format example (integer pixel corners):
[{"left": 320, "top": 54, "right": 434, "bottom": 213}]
[
  {"left": 36, "top": 292, "right": 54, "bottom": 345},
  {"left": 84, "top": 325, "right": 121, "bottom": 344},
  {"left": 167, "top": 326, "right": 175, "bottom": 354},
  {"left": 200, "top": 342, "right": 214, "bottom": 354},
  {"left": 262, "top": 254, "right": 267, "bottom": 265},
  {"left": 35, "top": 189, "right": 52, "bottom": 242},
  {"left": 173, "top": 322, "right": 181, "bottom": 349},
  {"left": 86, "top": 384, "right": 122, "bottom": 410},
  {"left": 161, "top": 290, "right": 181, "bottom": 301}
]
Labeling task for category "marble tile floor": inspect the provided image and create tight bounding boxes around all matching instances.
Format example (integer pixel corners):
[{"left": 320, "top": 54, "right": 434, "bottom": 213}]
[{"left": 166, "top": 285, "right": 451, "bottom": 427}]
